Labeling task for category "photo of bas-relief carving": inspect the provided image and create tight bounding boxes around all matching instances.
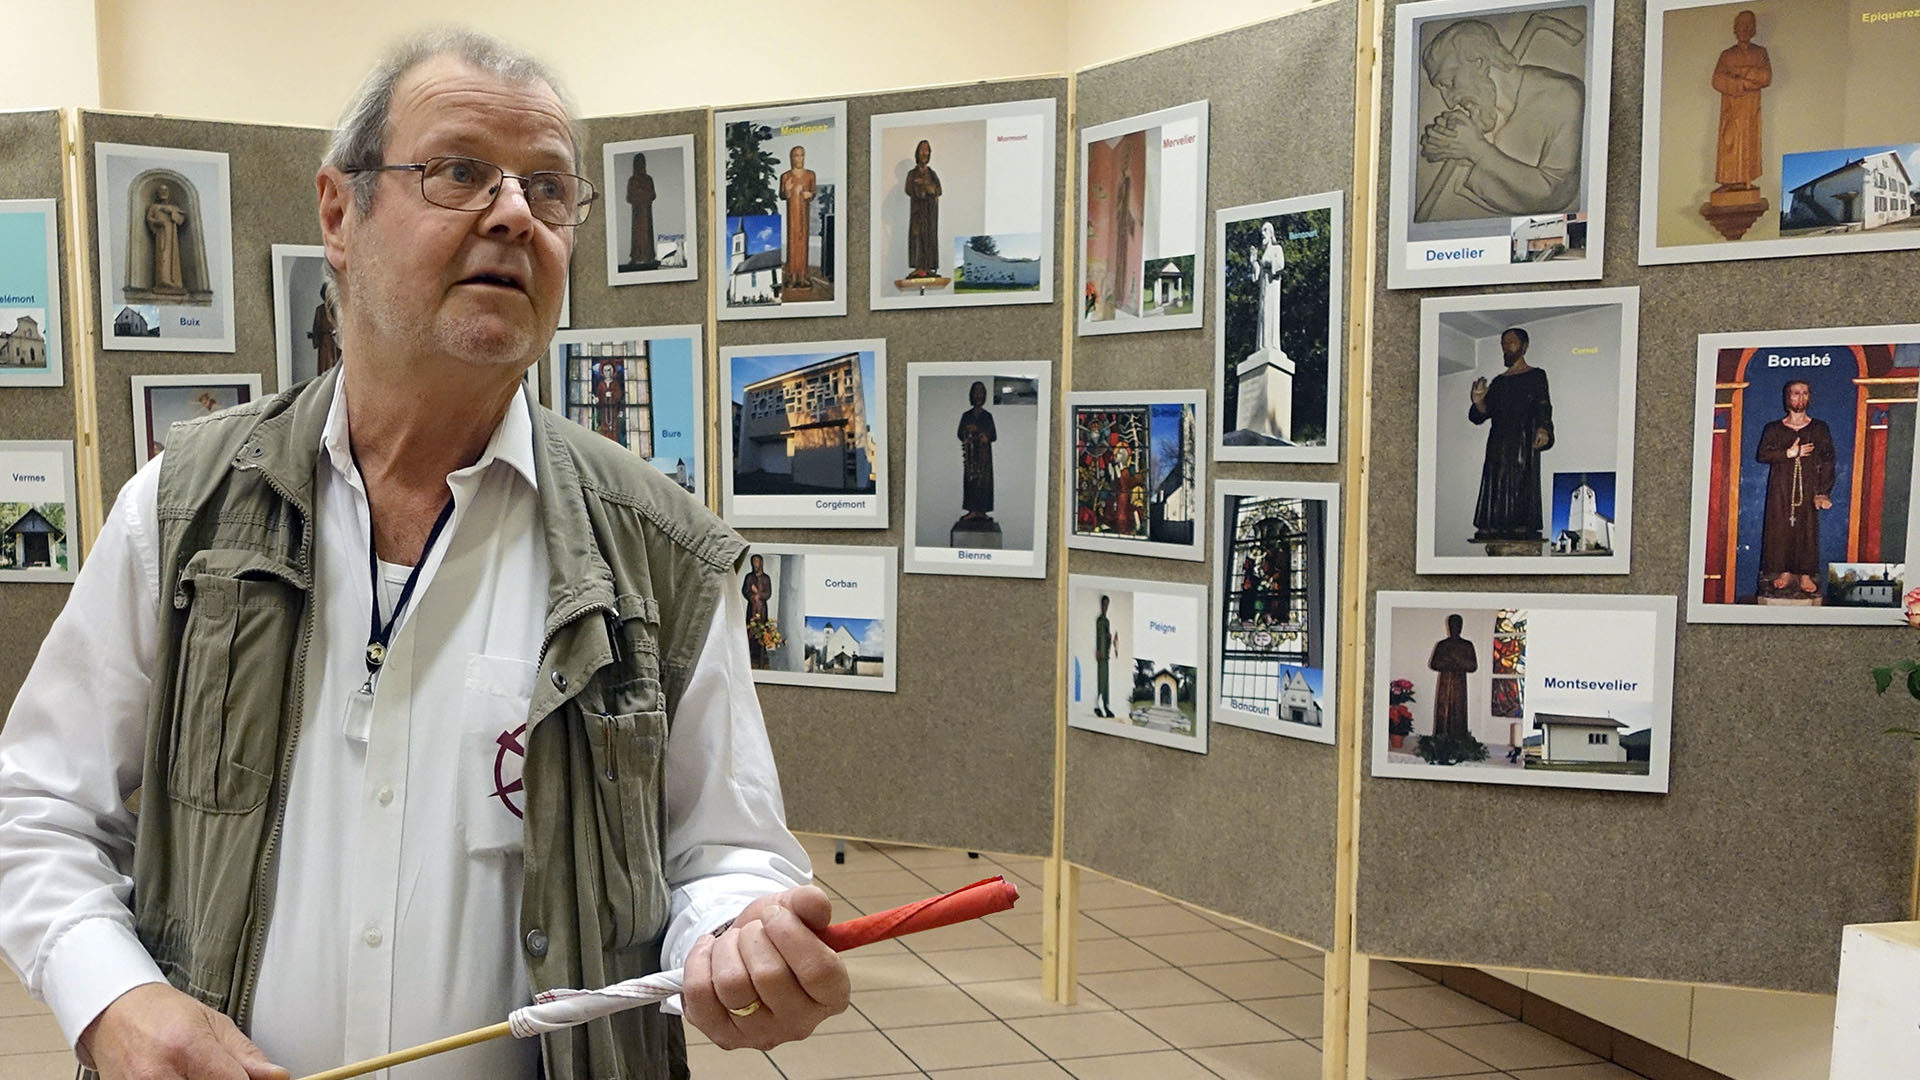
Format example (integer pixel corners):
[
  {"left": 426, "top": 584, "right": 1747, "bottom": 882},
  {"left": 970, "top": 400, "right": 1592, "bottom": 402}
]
[
  {"left": 93, "top": 143, "right": 235, "bottom": 352},
  {"left": 1387, "top": 0, "right": 1612, "bottom": 288},
  {"left": 1642, "top": 0, "right": 1920, "bottom": 264}
]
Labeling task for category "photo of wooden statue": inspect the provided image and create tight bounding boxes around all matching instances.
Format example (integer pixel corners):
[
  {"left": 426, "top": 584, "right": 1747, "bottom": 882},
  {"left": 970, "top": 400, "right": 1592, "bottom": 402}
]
[
  {"left": 899, "top": 139, "right": 948, "bottom": 290},
  {"left": 1700, "top": 9, "right": 1772, "bottom": 240},
  {"left": 623, "top": 152, "right": 658, "bottom": 271},
  {"left": 307, "top": 287, "right": 340, "bottom": 376},
  {"left": 1468, "top": 327, "right": 1555, "bottom": 552},
  {"left": 952, "top": 379, "right": 999, "bottom": 548}
]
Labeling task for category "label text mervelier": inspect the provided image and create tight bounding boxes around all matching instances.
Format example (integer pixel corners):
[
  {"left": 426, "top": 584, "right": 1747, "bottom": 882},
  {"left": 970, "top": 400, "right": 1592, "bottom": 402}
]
[{"left": 1541, "top": 676, "right": 1639, "bottom": 692}]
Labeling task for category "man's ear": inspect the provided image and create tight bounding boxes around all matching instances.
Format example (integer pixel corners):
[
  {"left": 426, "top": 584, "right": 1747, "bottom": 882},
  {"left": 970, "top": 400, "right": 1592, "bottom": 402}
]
[{"left": 316, "top": 167, "right": 353, "bottom": 278}]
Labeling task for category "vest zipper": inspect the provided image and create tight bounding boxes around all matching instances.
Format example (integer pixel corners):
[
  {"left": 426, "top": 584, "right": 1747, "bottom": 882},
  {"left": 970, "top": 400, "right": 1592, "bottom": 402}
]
[{"left": 230, "top": 461, "right": 314, "bottom": 1035}]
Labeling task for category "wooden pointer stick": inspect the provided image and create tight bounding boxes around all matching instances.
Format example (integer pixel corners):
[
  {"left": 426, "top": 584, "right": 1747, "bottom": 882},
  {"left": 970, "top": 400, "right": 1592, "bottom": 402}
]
[{"left": 297, "top": 877, "right": 1020, "bottom": 1080}]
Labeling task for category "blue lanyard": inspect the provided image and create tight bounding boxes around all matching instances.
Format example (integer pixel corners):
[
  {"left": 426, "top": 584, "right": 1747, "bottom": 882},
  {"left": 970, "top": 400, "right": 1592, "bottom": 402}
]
[{"left": 353, "top": 450, "right": 456, "bottom": 680}]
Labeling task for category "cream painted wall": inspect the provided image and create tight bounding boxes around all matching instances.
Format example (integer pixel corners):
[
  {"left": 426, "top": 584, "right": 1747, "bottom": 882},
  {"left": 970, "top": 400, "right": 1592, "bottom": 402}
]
[
  {"left": 1066, "top": 0, "right": 1322, "bottom": 69},
  {"left": 0, "top": 0, "right": 100, "bottom": 109},
  {"left": 93, "top": 0, "right": 1069, "bottom": 125}
]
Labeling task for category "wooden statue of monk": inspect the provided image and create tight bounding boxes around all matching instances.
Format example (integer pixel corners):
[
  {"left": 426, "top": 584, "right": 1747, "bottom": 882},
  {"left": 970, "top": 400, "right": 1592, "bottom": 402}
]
[
  {"left": 779, "top": 145, "right": 816, "bottom": 288},
  {"left": 1711, "top": 10, "right": 1771, "bottom": 193}
]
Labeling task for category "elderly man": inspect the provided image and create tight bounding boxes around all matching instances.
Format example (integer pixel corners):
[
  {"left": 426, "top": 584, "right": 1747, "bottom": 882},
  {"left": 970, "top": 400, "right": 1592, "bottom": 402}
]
[
  {"left": 1416, "top": 18, "right": 1584, "bottom": 221},
  {"left": 0, "top": 29, "right": 846, "bottom": 1080}
]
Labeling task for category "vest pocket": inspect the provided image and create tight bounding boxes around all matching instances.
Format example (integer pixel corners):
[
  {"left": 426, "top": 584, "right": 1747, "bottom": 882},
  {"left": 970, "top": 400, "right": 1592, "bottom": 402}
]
[
  {"left": 168, "top": 556, "right": 302, "bottom": 813},
  {"left": 583, "top": 708, "right": 670, "bottom": 951}
]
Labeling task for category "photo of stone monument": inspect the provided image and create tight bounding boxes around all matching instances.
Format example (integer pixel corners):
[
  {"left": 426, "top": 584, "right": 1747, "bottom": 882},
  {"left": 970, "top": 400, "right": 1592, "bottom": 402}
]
[
  {"left": 1217, "top": 195, "right": 1340, "bottom": 462},
  {"left": 94, "top": 143, "right": 234, "bottom": 351}
]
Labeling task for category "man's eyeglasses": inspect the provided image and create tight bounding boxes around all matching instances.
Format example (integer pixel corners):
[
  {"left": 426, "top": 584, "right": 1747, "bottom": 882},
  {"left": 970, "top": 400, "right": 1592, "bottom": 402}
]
[{"left": 345, "top": 155, "right": 598, "bottom": 227}]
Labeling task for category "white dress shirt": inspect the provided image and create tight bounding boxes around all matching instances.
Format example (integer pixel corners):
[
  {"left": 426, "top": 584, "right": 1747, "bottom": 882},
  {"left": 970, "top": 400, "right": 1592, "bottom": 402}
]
[{"left": 0, "top": 380, "right": 809, "bottom": 1078}]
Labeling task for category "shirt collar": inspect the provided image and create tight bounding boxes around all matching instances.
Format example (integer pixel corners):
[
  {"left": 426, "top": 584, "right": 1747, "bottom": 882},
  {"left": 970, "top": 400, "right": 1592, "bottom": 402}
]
[{"left": 321, "top": 371, "right": 539, "bottom": 490}]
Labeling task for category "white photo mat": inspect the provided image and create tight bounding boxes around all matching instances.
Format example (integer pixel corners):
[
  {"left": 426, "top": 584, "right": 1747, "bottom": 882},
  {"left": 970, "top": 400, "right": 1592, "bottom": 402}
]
[
  {"left": 1385, "top": 0, "right": 1613, "bottom": 290},
  {"left": 0, "top": 439, "right": 80, "bottom": 583},
  {"left": 94, "top": 142, "right": 236, "bottom": 353},
  {"left": 1065, "top": 572, "right": 1210, "bottom": 754},
  {"left": 903, "top": 360, "right": 1051, "bottom": 578},
  {"left": 1212, "top": 190, "right": 1345, "bottom": 464},
  {"left": 739, "top": 542, "right": 898, "bottom": 693},
  {"left": 712, "top": 100, "right": 849, "bottom": 321},
  {"left": 0, "top": 198, "right": 65, "bottom": 388},
  {"left": 1064, "top": 388, "right": 1207, "bottom": 562},
  {"left": 129, "top": 372, "right": 263, "bottom": 468},
  {"left": 601, "top": 133, "right": 699, "bottom": 286},
  {"left": 547, "top": 324, "right": 707, "bottom": 502},
  {"left": 1211, "top": 480, "right": 1341, "bottom": 745},
  {"left": 720, "top": 338, "right": 888, "bottom": 530},
  {"left": 1371, "top": 590, "right": 1676, "bottom": 794},
  {"left": 1416, "top": 285, "right": 1639, "bottom": 575},
  {"left": 1077, "top": 100, "right": 1209, "bottom": 337},
  {"left": 270, "top": 243, "right": 329, "bottom": 393},
  {"left": 868, "top": 98, "right": 1058, "bottom": 311},
  {"left": 1686, "top": 322, "right": 1920, "bottom": 625}
]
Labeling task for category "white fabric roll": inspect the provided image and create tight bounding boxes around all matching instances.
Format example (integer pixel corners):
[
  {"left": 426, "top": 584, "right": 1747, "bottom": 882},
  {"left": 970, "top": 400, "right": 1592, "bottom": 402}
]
[{"left": 506, "top": 970, "right": 686, "bottom": 1038}]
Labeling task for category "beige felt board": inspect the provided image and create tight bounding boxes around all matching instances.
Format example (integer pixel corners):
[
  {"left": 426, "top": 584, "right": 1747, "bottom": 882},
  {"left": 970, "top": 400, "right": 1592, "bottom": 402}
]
[
  {"left": 1358, "top": 0, "right": 1919, "bottom": 993},
  {"left": 81, "top": 112, "right": 330, "bottom": 502},
  {"left": 542, "top": 108, "right": 711, "bottom": 407},
  {"left": 1066, "top": 0, "right": 1359, "bottom": 948},
  {"left": 0, "top": 110, "right": 79, "bottom": 716},
  {"left": 716, "top": 78, "right": 1069, "bottom": 857}
]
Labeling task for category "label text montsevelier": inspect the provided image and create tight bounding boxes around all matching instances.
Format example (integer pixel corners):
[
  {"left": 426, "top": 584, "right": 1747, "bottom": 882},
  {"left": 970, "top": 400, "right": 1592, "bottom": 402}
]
[{"left": 1541, "top": 676, "right": 1639, "bottom": 692}]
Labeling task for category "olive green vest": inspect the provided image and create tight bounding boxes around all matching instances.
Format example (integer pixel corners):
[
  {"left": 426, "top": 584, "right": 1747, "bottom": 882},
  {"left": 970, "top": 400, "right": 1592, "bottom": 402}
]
[{"left": 119, "top": 366, "right": 743, "bottom": 1080}]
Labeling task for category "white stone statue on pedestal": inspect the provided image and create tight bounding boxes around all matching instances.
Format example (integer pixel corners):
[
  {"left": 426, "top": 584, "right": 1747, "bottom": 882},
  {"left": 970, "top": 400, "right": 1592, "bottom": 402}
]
[{"left": 1237, "top": 221, "right": 1296, "bottom": 443}]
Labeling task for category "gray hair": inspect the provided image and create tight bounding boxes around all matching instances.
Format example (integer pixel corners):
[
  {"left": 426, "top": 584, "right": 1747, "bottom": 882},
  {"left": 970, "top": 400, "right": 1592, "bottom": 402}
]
[{"left": 319, "top": 28, "right": 583, "bottom": 318}]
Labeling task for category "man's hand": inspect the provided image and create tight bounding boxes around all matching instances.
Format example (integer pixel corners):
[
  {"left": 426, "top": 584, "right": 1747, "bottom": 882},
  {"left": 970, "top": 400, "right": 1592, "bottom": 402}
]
[
  {"left": 682, "top": 886, "right": 851, "bottom": 1052},
  {"left": 1815, "top": 494, "right": 1834, "bottom": 510},
  {"left": 77, "top": 982, "right": 289, "bottom": 1080},
  {"left": 1420, "top": 111, "right": 1487, "bottom": 166},
  {"left": 1469, "top": 376, "right": 1490, "bottom": 410}
]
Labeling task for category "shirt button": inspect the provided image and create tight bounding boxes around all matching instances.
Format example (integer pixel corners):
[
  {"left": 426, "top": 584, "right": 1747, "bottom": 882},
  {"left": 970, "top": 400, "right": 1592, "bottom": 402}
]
[
  {"left": 551, "top": 670, "right": 568, "bottom": 691},
  {"left": 376, "top": 785, "right": 394, "bottom": 806},
  {"left": 364, "top": 927, "right": 383, "bottom": 948},
  {"left": 525, "top": 928, "right": 549, "bottom": 957}
]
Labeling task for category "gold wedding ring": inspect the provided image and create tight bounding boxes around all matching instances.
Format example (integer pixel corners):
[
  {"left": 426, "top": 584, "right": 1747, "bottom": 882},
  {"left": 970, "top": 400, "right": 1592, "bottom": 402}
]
[{"left": 727, "top": 1000, "right": 762, "bottom": 1018}]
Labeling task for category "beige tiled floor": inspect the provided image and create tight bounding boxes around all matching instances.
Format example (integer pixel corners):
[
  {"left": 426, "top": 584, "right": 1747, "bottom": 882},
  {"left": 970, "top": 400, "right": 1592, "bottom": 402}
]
[
  {"left": 0, "top": 835, "right": 1644, "bottom": 1080},
  {"left": 686, "top": 834, "right": 1649, "bottom": 1079}
]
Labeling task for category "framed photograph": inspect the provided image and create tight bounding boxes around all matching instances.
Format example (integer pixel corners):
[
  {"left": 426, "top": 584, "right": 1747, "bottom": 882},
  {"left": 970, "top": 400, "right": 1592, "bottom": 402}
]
[
  {"left": 714, "top": 100, "right": 847, "bottom": 320},
  {"left": 1212, "top": 481, "right": 1340, "bottom": 744},
  {"left": 722, "top": 339, "right": 887, "bottom": 529},
  {"left": 1687, "top": 324, "right": 1920, "bottom": 624},
  {"left": 1641, "top": 1, "right": 1920, "bottom": 266},
  {"left": 869, "top": 98, "right": 1057, "bottom": 311},
  {"left": 739, "top": 543, "right": 897, "bottom": 692},
  {"left": 602, "top": 134, "right": 698, "bottom": 286},
  {"left": 548, "top": 325, "right": 706, "bottom": 500},
  {"left": 904, "top": 361, "right": 1050, "bottom": 577},
  {"left": 1417, "top": 286, "right": 1638, "bottom": 575},
  {"left": 94, "top": 142, "right": 235, "bottom": 352},
  {"left": 270, "top": 244, "right": 335, "bottom": 392},
  {"left": 0, "top": 199, "right": 64, "bottom": 388},
  {"left": 1214, "top": 192, "right": 1344, "bottom": 463},
  {"left": 1066, "top": 573, "right": 1209, "bottom": 753},
  {"left": 1077, "top": 100, "right": 1208, "bottom": 336},
  {"left": 1385, "top": 0, "right": 1613, "bottom": 289},
  {"left": 0, "top": 440, "right": 80, "bottom": 582},
  {"left": 1372, "top": 591, "right": 1675, "bottom": 793},
  {"left": 1067, "top": 390, "right": 1205, "bottom": 561},
  {"left": 130, "top": 373, "right": 262, "bottom": 467}
]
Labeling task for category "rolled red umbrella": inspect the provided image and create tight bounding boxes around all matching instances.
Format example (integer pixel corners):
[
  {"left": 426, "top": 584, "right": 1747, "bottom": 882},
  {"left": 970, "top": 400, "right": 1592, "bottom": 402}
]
[{"left": 818, "top": 875, "right": 1021, "bottom": 951}]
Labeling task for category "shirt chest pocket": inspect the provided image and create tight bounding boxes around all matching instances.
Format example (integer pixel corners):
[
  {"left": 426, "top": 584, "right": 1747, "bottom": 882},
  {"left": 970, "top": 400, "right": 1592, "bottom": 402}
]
[
  {"left": 458, "top": 653, "right": 539, "bottom": 857},
  {"left": 167, "top": 552, "right": 304, "bottom": 814}
]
